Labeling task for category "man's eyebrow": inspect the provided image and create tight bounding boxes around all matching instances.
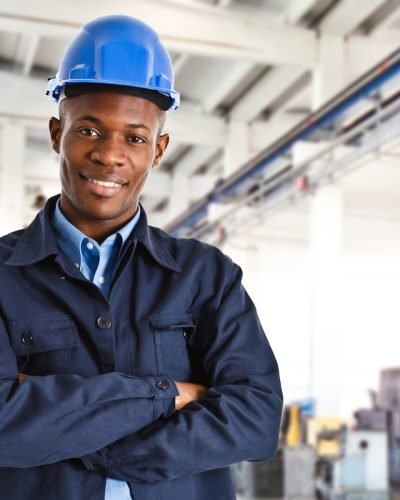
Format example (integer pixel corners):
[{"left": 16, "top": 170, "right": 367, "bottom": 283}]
[
  {"left": 76, "top": 115, "right": 102, "bottom": 124},
  {"left": 76, "top": 116, "right": 151, "bottom": 132},
  {"left": 127, "top": 123, "right": 151, "bottom": 132}
]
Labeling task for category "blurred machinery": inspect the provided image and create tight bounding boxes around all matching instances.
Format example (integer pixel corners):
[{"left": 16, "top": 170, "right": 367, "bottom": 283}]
[
  {"left": 233, "top": 401, "right": 317, "bottom": 499},
  {"left": 234, "top": 367, "right": 400, "bottom": 500},
  {"left": 332, "top": 429, "right": 389, "bottom": 499},
  {"left": 379, "top": 368, "right": 400, "bottom": 487},
  {"left": 233, "top": 446, "right": 315, "bottom": 500},
  {"left": 310, "top": 399, "right": 390, "bottom": 499}
]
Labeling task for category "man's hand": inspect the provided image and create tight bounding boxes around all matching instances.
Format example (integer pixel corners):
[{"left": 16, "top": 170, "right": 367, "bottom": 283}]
[
  {"left": 175, "top": 382, "right": 207, "bottom": 410},
  {"left": 18, "top": 373, "right": 28, "bottom": 384}
]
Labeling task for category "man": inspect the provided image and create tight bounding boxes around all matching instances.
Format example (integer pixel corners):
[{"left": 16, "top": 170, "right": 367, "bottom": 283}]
[{"left": 0, "top": 15, "right": 282, "bottom": 500}]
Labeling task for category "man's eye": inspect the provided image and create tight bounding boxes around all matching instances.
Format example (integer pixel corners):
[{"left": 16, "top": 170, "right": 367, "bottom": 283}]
[
  {"left": 128, "top": 136, "right": 145, "bottom": 144},
  {"left": 79, "top": 128, "right": 98, "bottom": 137}
]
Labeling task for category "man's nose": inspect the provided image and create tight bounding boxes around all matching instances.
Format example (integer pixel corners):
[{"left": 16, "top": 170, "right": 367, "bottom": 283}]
[{"left": 90, "top": 136, "right": 126, "bottom": 167}]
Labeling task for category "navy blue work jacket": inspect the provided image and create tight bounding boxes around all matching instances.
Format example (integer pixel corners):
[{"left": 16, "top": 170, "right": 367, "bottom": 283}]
[{"left": 0, "top": 195, "right": 282, "bottom": 500}]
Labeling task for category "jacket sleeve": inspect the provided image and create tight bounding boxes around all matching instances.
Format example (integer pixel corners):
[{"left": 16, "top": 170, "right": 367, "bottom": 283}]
[
  {"left": 81, "top": 261, "right": 283, "bottom": 482},
  {"left": 0, "top": 312, "right": 178, "bottom": 468}
]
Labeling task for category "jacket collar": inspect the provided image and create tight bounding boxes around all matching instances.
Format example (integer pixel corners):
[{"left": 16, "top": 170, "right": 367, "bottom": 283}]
[
  {"left": 132, "top": 206, "right": 181, "bottom": 273},
  {"left": 5, "top": 194, "right": 181, "bottom": 273}
]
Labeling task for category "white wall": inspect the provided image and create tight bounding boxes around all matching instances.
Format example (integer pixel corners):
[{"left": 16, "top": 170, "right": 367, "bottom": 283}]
[{"left": 224, "top": 182, "right": 400, "bottom": 421}]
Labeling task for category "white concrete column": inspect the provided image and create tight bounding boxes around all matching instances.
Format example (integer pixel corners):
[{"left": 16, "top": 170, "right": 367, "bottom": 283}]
[
  {"left": 0, "top": 123, "right": 25, "bottom": 235},
  {"left": 207, "top": 201, "right": 236, "bottom": 240},
  {"left": 168, "top": 173, "right": 190, "bottom": 221},
  {"left": 312, "top": 34, "right": 346, "bottom": 109},
  {"left": 309, "top": 184, "right": 343, "bottom": 416},
  {"left": 224, "top": 120, "right": 250, "bottom": 177}
]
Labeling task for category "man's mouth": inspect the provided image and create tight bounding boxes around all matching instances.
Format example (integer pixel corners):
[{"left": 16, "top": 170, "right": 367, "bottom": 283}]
[
  {"left": 82, "top": 175, "right": 126, "bottom": 197},
  {"left": 88, "top": 178, "right": 122, "bottom": 189}
]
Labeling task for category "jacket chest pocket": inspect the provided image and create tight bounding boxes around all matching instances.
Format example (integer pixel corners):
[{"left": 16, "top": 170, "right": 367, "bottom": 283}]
[
  {"left": 8, "top": 314, "right": 80, "bottom": 375},
  {"left": 149, "top": 316, "right": 196, "bottom": 382}
]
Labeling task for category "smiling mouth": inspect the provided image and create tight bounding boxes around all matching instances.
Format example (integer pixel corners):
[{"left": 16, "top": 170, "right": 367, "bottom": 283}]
[
  {"left": 88, "top": 178, "right": 122, "bottom": 189},
  {"left": 82, "top": 175, "right": 126, "bottom": 197}
]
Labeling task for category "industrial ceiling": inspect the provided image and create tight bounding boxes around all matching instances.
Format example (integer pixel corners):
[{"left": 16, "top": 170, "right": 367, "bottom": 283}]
[{"left": 0, "top": 0, "right": 399, "bottom": 232}]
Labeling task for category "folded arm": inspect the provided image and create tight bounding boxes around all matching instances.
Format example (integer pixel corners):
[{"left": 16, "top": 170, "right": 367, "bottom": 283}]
[
  {"left": 81, "top": 262, "right": 283, "bottom": 482},
  {"left": 0, "top": 314, "right": 179, "bottom": 468}
]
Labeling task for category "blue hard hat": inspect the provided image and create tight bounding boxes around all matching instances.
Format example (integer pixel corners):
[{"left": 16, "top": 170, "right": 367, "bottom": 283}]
[{"left": 46, "top": 15, "right": 180, "bottom": 111}]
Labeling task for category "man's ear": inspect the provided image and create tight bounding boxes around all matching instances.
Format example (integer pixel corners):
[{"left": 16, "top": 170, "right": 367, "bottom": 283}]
[
  {"left": 153, "top": 133, "right": 170, "bottom": 168},
  {"left": 49, "top": 117, "right": 61, "bottom": 154}
]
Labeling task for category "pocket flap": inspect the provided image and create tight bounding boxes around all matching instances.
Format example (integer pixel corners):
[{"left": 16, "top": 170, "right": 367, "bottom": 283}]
[
  {"left": 148, "top": 315, "right": 196, "bottom": 333},
  {"left": 148, "top": 314, "right": 208, "bottom": 348},
  {"left": 8, "top": 314, "right": 80, "bottom": 355}
]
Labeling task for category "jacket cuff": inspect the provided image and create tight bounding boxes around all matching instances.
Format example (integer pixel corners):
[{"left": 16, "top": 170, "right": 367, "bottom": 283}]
[{"left": 145, "top": 375, "right": 178, "bottom": 420}]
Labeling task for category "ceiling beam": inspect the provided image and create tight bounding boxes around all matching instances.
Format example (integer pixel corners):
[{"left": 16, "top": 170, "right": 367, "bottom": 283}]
[
  {"left": 320, "top": 0, "right": 388, "bottom": 36},
  {"left": 173, "top": 54, "right": 190, "bottom": 78},
  {"left": 249, "top": 113, "right": 307, "bottom": 153},
  {"left": 281, "top": 0, "right": 320, "bottom": 24},
  {"left": 174, "top": 145, "right": 219, "bottom": 176},
  {"left": 0, "top": 70, "right": 55, "bottom": 121},
  {"left": 367, "top": 1, "right": 400, "bottom": 34},
  {"left": 347, "top": 35, "right": 399, "bottom": 80},
  {"left": 165, "top": 110, "right": 226, "bottom": 147},
  {"left": 25, "top": 34, "right": 41, "bottom": 75},
  {"left": 201, "top": 61, "right": 255, "bottom": 114},
  {"left": 0, "top": 0, "right": 317, "bottom": 66},
  {"left": 198, "top": 0, "right": 318, "bottom": 119},
  {"left": 217, "top": 0, "right": 233, "bottom": 7},
  {"left": 229, "top": 66, "right": 307, "bottom": 122},
  {"left": 17, "top": 34, "right": 40, "bottom": 76}
]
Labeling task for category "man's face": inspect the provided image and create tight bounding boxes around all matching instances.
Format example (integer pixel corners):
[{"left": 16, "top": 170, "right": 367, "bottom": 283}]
[{"left": 49, "top": 92, "right": 169, "bottom": 235}]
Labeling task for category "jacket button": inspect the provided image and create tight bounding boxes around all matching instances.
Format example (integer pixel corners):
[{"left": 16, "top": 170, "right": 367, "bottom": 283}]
[
  {"left": 96, "top": 316, "right": 112, "bottom": 329},
  {"left": 21, "top": 332, "right": 33, "bottom": 345},
  {"left": 156, "top": 380, "right": 169, "bottom": 390}
]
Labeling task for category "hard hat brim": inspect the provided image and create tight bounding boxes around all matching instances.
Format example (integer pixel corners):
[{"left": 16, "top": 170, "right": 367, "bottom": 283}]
[{"left": 63, "top": 83, "right": 173, "bottom": 111}]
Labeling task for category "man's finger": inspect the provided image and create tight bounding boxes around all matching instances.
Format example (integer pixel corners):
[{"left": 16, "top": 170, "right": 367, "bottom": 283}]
[{"left": 18, "top": 373, "right": 28, "bottom": 384}]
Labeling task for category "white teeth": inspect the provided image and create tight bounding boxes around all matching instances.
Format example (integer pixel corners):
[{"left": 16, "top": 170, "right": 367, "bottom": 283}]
[{"left": 88, "top": 178, "right": 120, "bottom": 188}]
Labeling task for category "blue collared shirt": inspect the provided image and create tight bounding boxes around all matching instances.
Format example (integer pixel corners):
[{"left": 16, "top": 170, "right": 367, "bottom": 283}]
[
  {"left": 52, "top": 200, "right": 140, "bottom": 500},
  {"left": 52, "top": 200, "right": 140, "bottom": 299}
]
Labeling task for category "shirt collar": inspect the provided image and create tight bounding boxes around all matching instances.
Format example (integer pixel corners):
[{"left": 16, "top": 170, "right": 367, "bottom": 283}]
[
  {"left": 5, "top": 194, "right": 181, "bottom": 273},
  {"left": 51, "top": 199, "right": 141, "bottom": 266}
]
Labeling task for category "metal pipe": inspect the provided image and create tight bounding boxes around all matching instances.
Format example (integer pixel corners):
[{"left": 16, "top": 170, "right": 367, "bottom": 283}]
[
  {"left": 189, "top": 94, "right": 400, "bottom": 241},
  {"left": 165, "top": 47, "right": 400, "bottom": 236}
]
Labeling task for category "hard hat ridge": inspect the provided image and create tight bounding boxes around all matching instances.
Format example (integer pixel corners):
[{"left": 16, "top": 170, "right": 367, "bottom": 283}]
[{"left": 46, "top": 15, "right": 180, "bottom": 111}]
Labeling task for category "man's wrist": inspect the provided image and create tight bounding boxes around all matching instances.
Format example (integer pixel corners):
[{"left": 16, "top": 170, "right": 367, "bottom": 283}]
[{"left": 144, "top": 375, "right": 179, "bottom": 419}]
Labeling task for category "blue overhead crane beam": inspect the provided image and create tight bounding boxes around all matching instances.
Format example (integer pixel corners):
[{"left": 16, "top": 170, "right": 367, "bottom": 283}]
[{"left": 165, "top": 48, "right": 400, "bottom": 237}]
